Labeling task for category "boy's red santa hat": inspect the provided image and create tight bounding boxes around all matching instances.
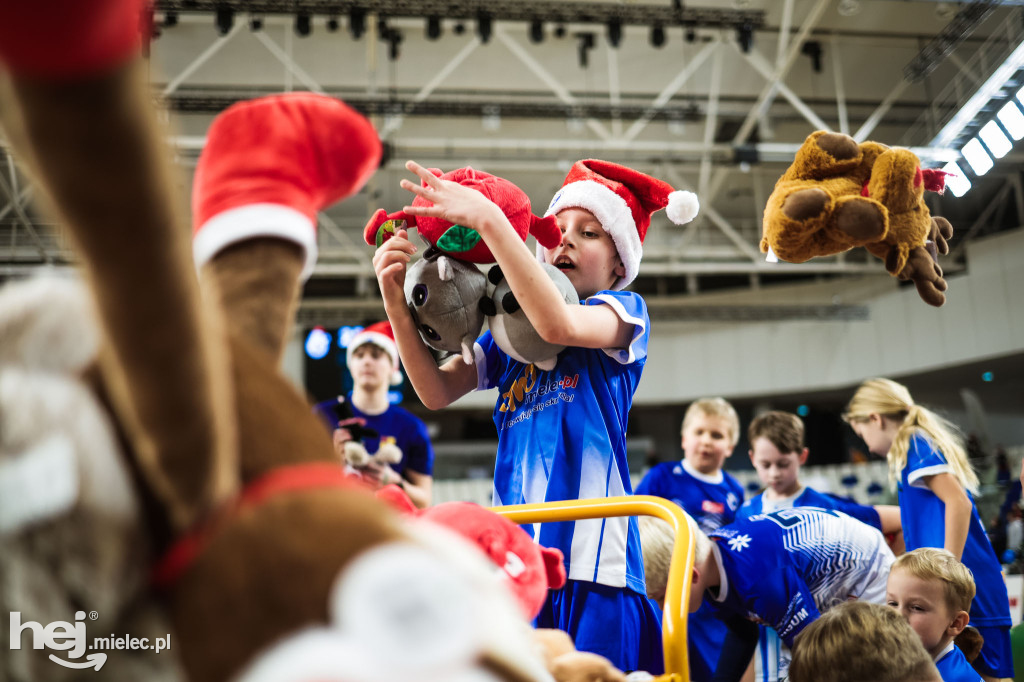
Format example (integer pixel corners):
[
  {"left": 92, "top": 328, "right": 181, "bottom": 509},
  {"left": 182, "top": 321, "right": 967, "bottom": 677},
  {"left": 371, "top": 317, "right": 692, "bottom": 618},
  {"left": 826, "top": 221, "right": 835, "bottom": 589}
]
[
  {"left": 541, "top": 159, "right": 699, "bottom": 290},
  {"left": 346, "top": 321, "right": 402, "bottom": 386}
]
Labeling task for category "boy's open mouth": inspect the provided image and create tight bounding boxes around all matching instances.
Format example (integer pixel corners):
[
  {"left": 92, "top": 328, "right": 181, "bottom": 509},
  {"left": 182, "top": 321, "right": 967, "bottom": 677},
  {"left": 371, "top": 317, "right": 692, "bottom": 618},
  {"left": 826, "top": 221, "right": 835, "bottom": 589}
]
[{"left": 554, "top": 256, "right": 575, "bottom": 270}]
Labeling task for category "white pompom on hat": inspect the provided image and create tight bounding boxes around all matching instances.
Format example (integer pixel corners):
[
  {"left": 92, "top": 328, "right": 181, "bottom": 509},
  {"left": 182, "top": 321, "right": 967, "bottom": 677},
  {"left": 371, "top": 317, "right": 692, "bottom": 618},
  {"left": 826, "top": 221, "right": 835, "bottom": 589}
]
[
  {"left": 541, "top": 159, "right": 699, "bottom": 290},
  {"left": 346, "top": 321, "right": 402, "bottom": 386}
]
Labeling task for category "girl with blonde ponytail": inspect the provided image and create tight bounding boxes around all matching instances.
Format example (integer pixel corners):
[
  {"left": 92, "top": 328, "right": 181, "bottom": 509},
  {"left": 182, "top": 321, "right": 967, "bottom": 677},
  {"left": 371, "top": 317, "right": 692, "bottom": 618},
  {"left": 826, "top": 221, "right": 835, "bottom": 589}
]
[{"left": 845, "top": 378, "right": 1013, "bottom": 682}]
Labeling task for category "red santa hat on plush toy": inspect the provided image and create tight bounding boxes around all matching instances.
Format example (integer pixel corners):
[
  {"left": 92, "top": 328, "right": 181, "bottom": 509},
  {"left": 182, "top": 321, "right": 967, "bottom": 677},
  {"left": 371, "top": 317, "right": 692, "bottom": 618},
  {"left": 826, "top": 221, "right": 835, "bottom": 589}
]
[
  {"left": 346, "top": 321, "right": 402, "bottom": 386},
  {"left": 542, "top": 159, "right": 699, "bottom": 290}
]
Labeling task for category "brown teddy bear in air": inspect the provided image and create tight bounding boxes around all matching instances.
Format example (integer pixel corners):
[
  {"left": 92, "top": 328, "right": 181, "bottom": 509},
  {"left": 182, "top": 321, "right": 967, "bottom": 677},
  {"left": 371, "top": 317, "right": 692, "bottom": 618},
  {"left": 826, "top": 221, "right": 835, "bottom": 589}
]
[{"left": 761, "top": 130, "right": 955, "bottom": 306}]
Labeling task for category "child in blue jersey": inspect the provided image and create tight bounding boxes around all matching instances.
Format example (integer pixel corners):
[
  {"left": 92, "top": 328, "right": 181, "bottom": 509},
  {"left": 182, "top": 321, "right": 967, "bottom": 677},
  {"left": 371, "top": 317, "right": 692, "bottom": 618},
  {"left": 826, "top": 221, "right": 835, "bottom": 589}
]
[
  {"left": 845, "top": 378, "right": 1013, "bottom": 682},
  {"left": 635, "top": 397, "right": 744, "bottom": 681},
  {"left": 373, "top": 158, "right": 698, "bottom": 673},
  {"left": 737, "top": 410, "right": 903, "bottom": 682},
  {"left": 789, "top": 601, "right": 942, "bottom": 682},
  {"left": 685, "top": 506, "right": 895, "bottom": 682},
  {"left": 887, "top": 548, "right": 983, "bottom": 682}
]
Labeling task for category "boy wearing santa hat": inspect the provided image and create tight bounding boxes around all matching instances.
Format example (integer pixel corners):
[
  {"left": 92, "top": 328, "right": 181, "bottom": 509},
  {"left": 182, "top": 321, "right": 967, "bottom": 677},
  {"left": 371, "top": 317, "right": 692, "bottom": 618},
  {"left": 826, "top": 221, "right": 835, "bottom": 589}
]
[
  {"left": 314, "top": 321, "right": 435, "bottom": 508},
  {"left": 374, "top": 158, "right": 698, "bottom": 673}
]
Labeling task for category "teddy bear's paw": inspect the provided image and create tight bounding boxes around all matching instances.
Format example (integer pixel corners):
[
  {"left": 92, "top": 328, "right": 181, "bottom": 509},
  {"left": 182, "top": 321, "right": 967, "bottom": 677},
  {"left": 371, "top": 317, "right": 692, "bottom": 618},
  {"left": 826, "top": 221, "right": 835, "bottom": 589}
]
[
  {"left": 930, "top": 216, "right": 953, "bottom": 256},
  {"left": 899, "top": 246, "right": 948, "bottom": 307},
  {"left": 815, "top": 132, "right": 861, "bottom": 161},
  {"left": 781, "top": 188, "right": 829, "bottom": 221},
  {"left": 834, "top": 197, "right": 887, "bottom": 243}
]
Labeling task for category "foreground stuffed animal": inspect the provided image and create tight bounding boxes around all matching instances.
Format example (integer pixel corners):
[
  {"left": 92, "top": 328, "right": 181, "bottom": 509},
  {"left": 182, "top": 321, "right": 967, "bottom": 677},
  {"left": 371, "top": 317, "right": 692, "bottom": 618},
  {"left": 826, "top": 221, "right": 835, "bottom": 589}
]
[
  {"left": 404, "top": 245, "right": 488, "bottom": 363},
  {"left": 0, "top": 3, "right": 553, "bottom": 681},
  {"left": 363, "top": 166, "right": 562, "bottom": 264},
  {"left": 761, "top": 130, "right": 954, "bottom": 306},
  {"left": 482, "top": 263, "right": 580, "bottom": 371}
]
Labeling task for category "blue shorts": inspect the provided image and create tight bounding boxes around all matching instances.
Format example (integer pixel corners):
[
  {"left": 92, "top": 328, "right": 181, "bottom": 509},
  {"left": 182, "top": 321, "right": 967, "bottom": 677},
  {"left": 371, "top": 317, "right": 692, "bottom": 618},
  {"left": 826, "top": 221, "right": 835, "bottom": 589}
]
[
  {"left": 972, "top": 623, "right": 1014, "bottom": 678},
  {"left": 535, "top": 579, "right": 663, "bottom": 674}
]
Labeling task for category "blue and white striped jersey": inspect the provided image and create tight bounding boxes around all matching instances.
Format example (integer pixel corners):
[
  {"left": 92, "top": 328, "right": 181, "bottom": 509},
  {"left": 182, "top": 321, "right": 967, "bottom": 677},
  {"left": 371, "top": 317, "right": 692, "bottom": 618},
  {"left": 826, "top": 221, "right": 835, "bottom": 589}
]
[
  {"left": 708, "top": 507, "right": 894, "bottom": 647},
  {"left": 475, "top": 289, "right": 649, "bottom": 594}
]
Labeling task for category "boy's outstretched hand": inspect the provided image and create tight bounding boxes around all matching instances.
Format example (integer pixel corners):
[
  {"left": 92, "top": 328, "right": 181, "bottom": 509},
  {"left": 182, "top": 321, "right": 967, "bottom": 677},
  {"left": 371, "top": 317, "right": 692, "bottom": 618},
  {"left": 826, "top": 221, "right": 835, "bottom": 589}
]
[
  {"left": 372, "top": 227, "right": 416, "bottom": 312},
  {"left": 399, "top": 160, "right": 505, "bottom": 233}
]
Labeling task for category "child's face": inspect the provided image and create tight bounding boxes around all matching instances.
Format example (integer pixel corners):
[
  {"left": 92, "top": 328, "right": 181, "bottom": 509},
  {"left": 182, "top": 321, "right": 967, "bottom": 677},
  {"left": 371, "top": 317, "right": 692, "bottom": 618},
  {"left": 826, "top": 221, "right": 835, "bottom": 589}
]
[
  {"left": 543, "top": 208, "right": 625, "bottom": 298},
  {"left": 749, "top": 437, "right": 806, "bottom": 497},
  {"left": 682, "top": 412, "right": 734, "bottom": 475},
  {"left": 850, "top": 415, "right": 894, "bottom": 457},
  {"left": 886, "top": 568, "right": 959, "bottom": 658}
]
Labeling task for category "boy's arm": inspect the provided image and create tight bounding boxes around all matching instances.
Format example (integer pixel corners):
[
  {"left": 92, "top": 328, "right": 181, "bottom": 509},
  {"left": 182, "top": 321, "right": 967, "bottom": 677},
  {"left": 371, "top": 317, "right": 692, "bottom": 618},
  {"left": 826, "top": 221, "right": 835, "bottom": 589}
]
[
  {"left": 400, "top": 161, "right": 634, "bottom": 351},
  {"left": 372, "top": 228, "right": 478, "bottom": 409},
  {"left": 711, "top": 615, "right": 759, "bottom": 682}
]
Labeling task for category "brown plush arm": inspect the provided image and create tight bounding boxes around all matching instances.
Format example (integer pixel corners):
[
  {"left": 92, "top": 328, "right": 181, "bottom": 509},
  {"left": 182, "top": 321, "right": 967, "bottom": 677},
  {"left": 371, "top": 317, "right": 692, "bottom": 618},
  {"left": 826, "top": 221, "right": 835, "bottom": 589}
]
[{"left": 0, "top": 62, "right": 237, "bottom": 531}]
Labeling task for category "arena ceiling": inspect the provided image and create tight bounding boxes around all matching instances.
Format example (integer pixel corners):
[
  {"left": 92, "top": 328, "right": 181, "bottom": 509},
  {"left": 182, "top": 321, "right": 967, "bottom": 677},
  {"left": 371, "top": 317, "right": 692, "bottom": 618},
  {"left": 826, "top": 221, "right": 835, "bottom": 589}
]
[{"left": 2, "top": 0, "right": 1023, "bottom": 324}]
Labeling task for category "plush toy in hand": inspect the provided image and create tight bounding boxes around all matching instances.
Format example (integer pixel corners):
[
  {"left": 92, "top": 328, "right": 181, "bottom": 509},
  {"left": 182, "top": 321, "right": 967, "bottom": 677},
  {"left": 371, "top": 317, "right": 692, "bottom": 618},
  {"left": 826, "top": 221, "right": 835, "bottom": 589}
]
[
  {"left": 322, "top": 394, "right": 403, "bottom": 470},
  {"left": 761, "top": 130, "right": 954, "bottom": 306},
  {"left": 404, "top": 245, "right": 488, "bottom": 363},
  {"left": 481, "top": 263, "right": 580, "bottom": 371},
  {"left": 363, "top": 166, "right": 562, "bottom": 263}
]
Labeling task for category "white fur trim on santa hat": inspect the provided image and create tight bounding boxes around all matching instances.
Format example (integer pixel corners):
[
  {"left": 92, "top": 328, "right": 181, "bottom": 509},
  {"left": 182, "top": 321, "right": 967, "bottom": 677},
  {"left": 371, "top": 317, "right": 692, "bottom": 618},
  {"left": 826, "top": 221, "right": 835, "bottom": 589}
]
[
  {"left": 541, "top": 179, "right": 642, "bottom": 291},
  {"left": 346, "top": 330, "right": 402, "bottom": 385},
  {"left": 666, "top": 190, "right": 699, "bottom": 225},
  {"left": 192, "top": 203, "right": 318, "bottom": 282}
]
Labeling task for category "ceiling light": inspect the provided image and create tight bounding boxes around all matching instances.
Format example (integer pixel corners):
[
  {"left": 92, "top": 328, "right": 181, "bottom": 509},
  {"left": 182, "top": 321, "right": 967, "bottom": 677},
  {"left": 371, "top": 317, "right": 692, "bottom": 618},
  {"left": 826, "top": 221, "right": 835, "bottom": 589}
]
[
  {"left": 996, "top": 100, "right": 1024, "bottom": 140},
  {"left": 215, "top": 6, "right": 233, "bottom": 36},
  {"left": 941, "top": 161, "right": 971, "bottom": 197},
  {"left": 978, "top": 120, "right": 1012, "bottom": 158},
  {"left": 426, "top": 15, "right": 441, "bottom": 40},
  {"left": 961, "top": 138, "right": 994, "bottom": 176},
  {"left": 529, "top": 18, "right": 544, "bottom": 44},
  {"left": 326, "top": 16, "right": 340, "bottom": 32},
  {"left": 477, "top": 13, "right": 492, "bottom": 44},
  {"left": 348, "top": 8, "right": 366, "bottom": 39},
  {"left": 736, "top": 23, "right": 753, "bottom": 53},
  {"left": 650, "top": 24, "right": 666, "bottom": 48},
  {"left": 294, "top": 13, "right": 311, "bottom": 37},
  {"left": 607, "top": 18, "right": 622, "bottom": 48},
  {"left": 837, "top": 0, "right": 861, "bottom": 17}
]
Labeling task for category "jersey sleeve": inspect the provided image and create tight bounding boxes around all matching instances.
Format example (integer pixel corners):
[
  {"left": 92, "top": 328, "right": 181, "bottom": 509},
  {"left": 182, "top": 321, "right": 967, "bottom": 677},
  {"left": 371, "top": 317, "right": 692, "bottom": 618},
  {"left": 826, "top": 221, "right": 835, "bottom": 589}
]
[
  {"left": 584, "top": 290, "right": 649, "bottom": 365},
  {"left": 402, "top": 415, "right": 435, "bottom": 476},
  {"left": 749, "top": 564, "right": 821, "bottom": 648},
  {"left": 824, "top": 494, "right": 882, "bottom": 531},
  {"left": 472, "top": 331, "right": 505, "bottom": 391},
  {"left": 736, "top": 496, "right": 761, "bottom": 521},
  {"left": 905, "top": 433, "right": 951, "bottom": 489}
]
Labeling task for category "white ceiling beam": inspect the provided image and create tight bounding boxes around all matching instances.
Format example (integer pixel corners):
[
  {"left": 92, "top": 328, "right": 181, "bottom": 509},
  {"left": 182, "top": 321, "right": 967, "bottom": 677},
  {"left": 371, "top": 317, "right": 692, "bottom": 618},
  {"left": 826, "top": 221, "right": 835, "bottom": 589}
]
[
  {"left": 621, "top": 39, "right": 717, "bottom": 143},
  {"left": 731, "top": 0, "right": 831, "bottom": 146},
  {"left": 853, "top": 78, "right": 910, "bottom": 142},
  {"left": 253, "top": 29, "right": 325, "bottom": 94},
  {"left": 741, "top": 47, "right": 831, "bottom": 132},
  {"left": 607, "top": 46, "right": 623, "bottom": 138},
  {"left": 160, "top": 22, "right": 242, "bottom": 97},
  {"left": 699, "top": 43, "right": 724, "bottom": 198},
  {"left": 495, "top": 27, "right": 611, "bottom": 142},
  {"left": 379, "top": 36, "right": 481, "bottom": 138},
  {"left": 830, "top": 33, "right": 850, "bottom": 136}
]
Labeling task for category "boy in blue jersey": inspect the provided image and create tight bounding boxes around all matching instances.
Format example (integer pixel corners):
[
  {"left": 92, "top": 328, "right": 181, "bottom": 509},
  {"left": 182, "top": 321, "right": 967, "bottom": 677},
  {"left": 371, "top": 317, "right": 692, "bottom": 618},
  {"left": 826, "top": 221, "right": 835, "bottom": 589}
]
[
  {"left": 887, "top": 548, "right": 983, "bottom": 682},
  {"left": 737, "top": 411, "right": 903, "bottom": 682},
  {"left": 635, "top": 397, "right": 744, "bottom": 681},
  {"left": 373, "top": 158, "right": 698, "bottom": 672},
  {"left": 685, "top": 506, "right": 895, "bottom": 682}
]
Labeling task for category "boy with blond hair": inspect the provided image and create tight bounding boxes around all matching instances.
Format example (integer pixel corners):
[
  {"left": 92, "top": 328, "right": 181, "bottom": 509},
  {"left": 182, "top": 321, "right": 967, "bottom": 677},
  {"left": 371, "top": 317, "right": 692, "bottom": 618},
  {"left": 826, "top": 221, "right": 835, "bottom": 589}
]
[
  {"left": 789, "top": 601, "right": 942, "bottom": 682},
  {"left": 636, "top": 397, "right": 744, "bottom": 681},
  {"left": 887, "top": 548, "right": 983, "bottom": 682}
]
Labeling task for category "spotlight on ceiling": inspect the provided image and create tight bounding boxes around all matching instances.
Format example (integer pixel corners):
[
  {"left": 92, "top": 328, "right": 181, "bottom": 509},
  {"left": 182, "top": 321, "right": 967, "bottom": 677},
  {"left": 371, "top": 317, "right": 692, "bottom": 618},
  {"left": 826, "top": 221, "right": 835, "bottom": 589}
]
[
  {"left": 529, "top": 18, "right": 544, "bottom": 43},
  {"left": 578, "top": 33, "right": 595, "bottom": 68},
  {"left": 248, "top": 14, "right": 263, "bottom": 31},
  {"left": 553, "top": 24, "right": 566, "bottom": 39},
  {"left": 294, "top": 13, "right": 311, "bottom": 37},
  {"left": 326, "top": 15, "right": 340, "bottom": 32},
  {"left": 387, "top": 30, "right": 403, "bottom": 60},
  {"left": 685, "top": 26, "right": 696, "bottom": 43},
  {"left": 477, "top": 13, "right": 492, "bottom": 43},
  {"left": 607, "top": 17, "right": 622, "bottom": 48},
  {"left": 214, "top": 6, "right": 233, "bottom": 36},
  {"left": 349, "top": 7, "right": 366, "bottom": 39},
  {"left": 426, "top": 15, "right": 442, "bottom": 40},
  {"left": 737, "top": 23, "right": 753, "bottom": 53},
  {"left": 163, "top": 10, "right": 178, "bottom": 27},
  {"left": 650, "top": 24, "right": 666, "bottom": 48}
]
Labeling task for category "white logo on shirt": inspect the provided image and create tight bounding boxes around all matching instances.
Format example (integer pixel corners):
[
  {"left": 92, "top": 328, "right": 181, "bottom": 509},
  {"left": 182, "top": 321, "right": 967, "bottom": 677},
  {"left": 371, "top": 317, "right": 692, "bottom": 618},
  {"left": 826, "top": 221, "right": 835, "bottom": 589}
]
[{"left": 727, "top": 534, "right": 752, "bottom": 552}]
